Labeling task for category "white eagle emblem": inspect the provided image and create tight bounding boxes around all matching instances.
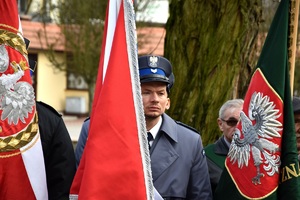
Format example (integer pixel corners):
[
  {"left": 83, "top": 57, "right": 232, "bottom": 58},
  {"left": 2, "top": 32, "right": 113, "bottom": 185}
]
[
  {"left": 149, "top": 56, "right": 158, "bottom": 68},
  {"left": 228, "top": 92, "right": 282, "bottom": 185},
  {"left": 0, "top": 45, "right": 35, "bottom": 125}
]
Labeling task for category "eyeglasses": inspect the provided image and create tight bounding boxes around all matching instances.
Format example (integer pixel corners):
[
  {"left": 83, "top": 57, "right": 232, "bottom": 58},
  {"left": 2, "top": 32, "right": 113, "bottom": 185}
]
[{"left": 221, "top": 117, "right": 239, "bottom": 127}]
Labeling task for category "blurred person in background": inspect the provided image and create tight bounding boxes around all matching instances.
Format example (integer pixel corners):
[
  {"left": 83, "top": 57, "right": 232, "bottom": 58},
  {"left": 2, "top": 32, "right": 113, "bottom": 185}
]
[
  {"left": 292, "top": 96, "right": 300, "bottom": 162},
  {"left": 204, "top": 99, "right": 243, "bottom": 196}
]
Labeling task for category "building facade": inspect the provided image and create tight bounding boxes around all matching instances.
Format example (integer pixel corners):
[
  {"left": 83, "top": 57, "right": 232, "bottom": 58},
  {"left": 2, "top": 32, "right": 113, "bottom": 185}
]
[{"left": 21, "top": 14, "right": 166, "bottom": 115}]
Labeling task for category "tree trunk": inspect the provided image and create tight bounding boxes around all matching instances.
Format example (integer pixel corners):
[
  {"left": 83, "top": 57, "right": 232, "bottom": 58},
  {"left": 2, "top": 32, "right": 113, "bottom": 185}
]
[{"left": 164, "top": 0, "right": 262, "bottom": 145}]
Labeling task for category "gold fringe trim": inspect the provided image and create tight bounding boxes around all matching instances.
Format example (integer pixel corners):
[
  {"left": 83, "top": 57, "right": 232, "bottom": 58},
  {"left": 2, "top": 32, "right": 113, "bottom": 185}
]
[
  {"left": 0, "top": 23, "right": 20, "bottom": 33},
  {"left": 0, "top": 113, "right": 38, "bottom": 153}
]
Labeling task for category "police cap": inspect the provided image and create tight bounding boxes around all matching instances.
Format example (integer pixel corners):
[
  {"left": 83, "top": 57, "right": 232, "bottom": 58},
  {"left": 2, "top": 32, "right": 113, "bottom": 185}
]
[{"left": 138, "top": 55, "right": 174, "bottom": 91}]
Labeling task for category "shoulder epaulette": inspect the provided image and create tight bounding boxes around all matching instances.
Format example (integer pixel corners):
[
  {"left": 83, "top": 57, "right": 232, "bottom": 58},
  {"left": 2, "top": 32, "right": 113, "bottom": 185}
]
[
  {"left": 36, "top": 101, "right": 62, "bottom": 117},
  {"left": 175, "top": 120, "right": 200, "bottom": 134}
]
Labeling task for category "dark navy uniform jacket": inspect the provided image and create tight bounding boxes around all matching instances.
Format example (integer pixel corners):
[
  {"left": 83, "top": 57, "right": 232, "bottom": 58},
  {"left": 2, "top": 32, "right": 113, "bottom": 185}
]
[
  {"left": 75, "top": 117, "right": 90, "bottom": 167},
  {"left": 150, "top": 113, "right": 212, "bottom": 200}
]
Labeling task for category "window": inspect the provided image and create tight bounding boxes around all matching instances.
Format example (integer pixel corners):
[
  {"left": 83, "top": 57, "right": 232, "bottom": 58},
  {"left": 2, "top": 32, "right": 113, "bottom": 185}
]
[
  {"left": 67, "top": 72, "right": 88, "bottom": 90},
  {"left": 17, "top": 0, "right": 28, "bottom": 14}
]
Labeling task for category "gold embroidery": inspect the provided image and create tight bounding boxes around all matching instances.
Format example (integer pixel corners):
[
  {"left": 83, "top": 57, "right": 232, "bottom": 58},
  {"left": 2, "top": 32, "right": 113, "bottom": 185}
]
[
  {"left": 0, "top": 113, "right": 38, "bottom": 153},
  {"left": 8, "top": 138, "right": 20, "bottom": 146},
  {"left": 0, "top": 133, "right": 39, "bottom": 158},
  {"left": 0, "top": 141, "right": 6, "bottom": 148},
  {"left": 11, "top": 60, "right": 29, "bottom": 71},
  {"left": 20, "top": 132, "right": 31, "bottom": 141},
  {"left": 0, "top": 29, "right": 28, "bottom": 57}
]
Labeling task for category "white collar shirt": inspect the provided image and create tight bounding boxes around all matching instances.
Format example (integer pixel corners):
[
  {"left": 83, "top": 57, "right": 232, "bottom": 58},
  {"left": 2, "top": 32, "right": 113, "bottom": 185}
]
[{"left": 148, "top": 116, "right": 162, "bottom": 146}]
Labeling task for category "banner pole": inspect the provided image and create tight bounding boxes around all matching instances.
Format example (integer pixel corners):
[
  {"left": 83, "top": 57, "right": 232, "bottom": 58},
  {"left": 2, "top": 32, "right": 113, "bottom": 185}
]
[{"left": 289, "top": 0, "right": 300, "bottom": 96}]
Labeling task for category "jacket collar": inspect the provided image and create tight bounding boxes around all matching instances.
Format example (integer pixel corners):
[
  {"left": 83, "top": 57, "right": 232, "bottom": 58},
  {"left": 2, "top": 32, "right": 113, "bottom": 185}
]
[
  {"left": 159, "top": 113, "right": 178, "bottom": 143},
  {"left": 214, "top": 135, "right": 230, "bottom": 155}
]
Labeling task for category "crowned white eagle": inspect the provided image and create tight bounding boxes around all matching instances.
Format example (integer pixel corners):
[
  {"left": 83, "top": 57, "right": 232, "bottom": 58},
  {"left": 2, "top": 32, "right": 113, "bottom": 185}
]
[
  {"left": 228, "top": 92, "right": 282, "bottom": 185},
  {"left": 0, "top": 44, "right": 35, "bottom": 125}
]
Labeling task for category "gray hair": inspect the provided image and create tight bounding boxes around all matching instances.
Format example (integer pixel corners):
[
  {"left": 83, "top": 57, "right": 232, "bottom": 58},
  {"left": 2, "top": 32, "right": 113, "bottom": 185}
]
[{"left": 219, "top": 99, "right": 244, "bottom": 119}]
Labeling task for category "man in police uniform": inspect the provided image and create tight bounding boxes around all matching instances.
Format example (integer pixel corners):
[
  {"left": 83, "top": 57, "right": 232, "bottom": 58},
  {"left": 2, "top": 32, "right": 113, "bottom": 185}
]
[
  {"left": 75, "top": 55, "right": 212, "bottom": 199},
  {"left": 138, "top": 55, "right": 212, "bottom": 199}
]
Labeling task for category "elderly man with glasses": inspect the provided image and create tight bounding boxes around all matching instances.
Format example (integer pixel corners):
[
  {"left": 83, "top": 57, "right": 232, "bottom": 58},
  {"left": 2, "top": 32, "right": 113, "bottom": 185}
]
[{"left": 204, "top": 99, "right": 244, "bottom": 196}]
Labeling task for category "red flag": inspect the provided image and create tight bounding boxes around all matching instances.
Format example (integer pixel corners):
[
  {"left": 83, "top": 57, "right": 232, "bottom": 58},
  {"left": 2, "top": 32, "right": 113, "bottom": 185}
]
[
  {"left": 0, "top": 0, "right": 48, "bottom": 199},
  {"left": 70, "top": 0, "right": 153, "bottom": 199}
]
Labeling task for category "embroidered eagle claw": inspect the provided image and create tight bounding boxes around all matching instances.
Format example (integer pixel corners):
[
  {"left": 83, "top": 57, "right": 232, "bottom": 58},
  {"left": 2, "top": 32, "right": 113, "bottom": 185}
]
[{"left": 252, "top": 173, "right": 264, "bottom": 185}]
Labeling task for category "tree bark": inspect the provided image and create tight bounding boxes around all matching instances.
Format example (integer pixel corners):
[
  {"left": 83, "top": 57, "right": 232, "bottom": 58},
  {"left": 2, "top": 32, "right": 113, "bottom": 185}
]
[{"left": 164, "top": 0, "right": 262, "bottom": 145}]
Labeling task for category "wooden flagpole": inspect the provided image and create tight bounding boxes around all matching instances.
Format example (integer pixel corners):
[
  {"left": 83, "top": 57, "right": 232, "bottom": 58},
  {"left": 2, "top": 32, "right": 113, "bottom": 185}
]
[{"left": 289, "top": 0, "right": 300, "bottom": 96}]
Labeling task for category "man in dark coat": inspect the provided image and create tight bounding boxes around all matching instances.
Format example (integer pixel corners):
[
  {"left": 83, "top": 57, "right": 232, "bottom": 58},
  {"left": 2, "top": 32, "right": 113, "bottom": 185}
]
[
  {"left": 204, "top": 99, "right": 243, "bottom": 196},
  {"left": 36, "top": 102, "right": 76, "bottom": 199}
]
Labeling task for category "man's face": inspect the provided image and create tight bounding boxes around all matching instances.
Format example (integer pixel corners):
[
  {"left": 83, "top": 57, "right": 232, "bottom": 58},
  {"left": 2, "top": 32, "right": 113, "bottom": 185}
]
[
  {"left": 141, "top": 82, "right": 170, "bottom": 120},
  {"left": 294, "top": 113, "right": 300, "bottom": 155},
  {"left": 217, "top": 106, "right": 242, "bottom": 143}
]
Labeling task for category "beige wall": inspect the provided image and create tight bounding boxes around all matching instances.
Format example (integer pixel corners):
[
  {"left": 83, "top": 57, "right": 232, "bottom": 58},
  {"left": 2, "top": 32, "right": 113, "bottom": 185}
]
[
  {"left": 35, "top": 52, "right": 67, "bottom": 112},
  {"left": 35, "top": 52, "right": 89, "bottom": 114}
]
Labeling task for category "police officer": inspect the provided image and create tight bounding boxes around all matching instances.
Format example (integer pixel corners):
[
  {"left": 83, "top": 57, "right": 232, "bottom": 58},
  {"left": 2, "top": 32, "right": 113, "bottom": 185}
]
[
  {"left": 75, "top": 55, "right": 212, "bottom": 199},
  {"left": 139, "top": 55, "right": 212, "bottom": 199}
]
